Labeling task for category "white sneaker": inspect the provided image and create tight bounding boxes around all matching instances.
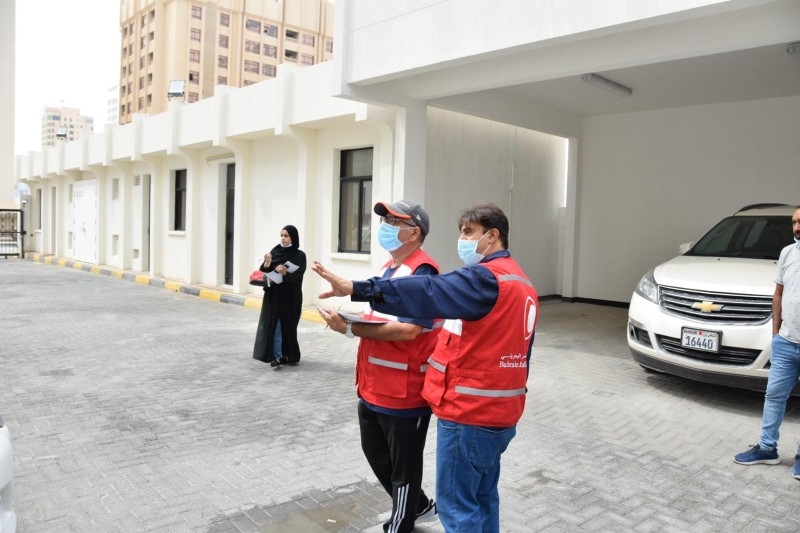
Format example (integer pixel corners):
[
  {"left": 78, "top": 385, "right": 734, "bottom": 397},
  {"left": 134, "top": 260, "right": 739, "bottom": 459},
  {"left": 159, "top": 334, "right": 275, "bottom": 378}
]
[{"left": 415, "top": 498, "right": 438, "bottom": 523}]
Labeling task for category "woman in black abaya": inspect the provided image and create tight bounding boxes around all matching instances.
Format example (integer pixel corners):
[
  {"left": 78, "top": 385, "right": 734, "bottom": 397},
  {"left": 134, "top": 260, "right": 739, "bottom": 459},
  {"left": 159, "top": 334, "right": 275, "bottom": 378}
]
[{"left": 252, "top": 224, "right": 306, "bottom": 367}]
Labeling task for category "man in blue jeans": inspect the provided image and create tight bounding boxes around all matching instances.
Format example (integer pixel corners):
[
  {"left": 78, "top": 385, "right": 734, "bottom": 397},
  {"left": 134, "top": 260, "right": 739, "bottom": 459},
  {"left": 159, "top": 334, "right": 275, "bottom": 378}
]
[
  {"left": 734, "top": 205, "right": 800, "bottom": 478},
  {"left": 314, "top": 203, "right": 539, "bottom": 532}
]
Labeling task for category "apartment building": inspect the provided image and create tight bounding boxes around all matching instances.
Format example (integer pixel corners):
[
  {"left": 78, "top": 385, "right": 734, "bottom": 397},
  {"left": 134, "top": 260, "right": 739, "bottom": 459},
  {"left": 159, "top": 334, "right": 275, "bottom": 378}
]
[
  {"left": 118, "top": 0, "right": 334, "bottom": 124},
  {"left": 40, "top": 106, "right": 94, "bottom": 147}
]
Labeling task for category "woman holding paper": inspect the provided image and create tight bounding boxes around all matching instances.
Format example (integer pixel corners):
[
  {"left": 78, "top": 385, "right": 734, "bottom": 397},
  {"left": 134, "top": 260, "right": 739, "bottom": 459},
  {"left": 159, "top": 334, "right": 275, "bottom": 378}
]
[{"left": 252, "top": 224, "right": 307, "bottom": 367}]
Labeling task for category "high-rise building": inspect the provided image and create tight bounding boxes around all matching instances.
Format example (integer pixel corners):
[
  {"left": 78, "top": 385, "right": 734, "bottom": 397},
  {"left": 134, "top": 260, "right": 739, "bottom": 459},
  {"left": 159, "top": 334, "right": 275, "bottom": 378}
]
[
  {"left": 106, "top": 84, "right": 120, "bottom": 126},
  {"left": 118, "top": 0, "right": 335, "bottom": 125},
  {"left": 41, "top": 106, "right": 95, "bottom": 147}
]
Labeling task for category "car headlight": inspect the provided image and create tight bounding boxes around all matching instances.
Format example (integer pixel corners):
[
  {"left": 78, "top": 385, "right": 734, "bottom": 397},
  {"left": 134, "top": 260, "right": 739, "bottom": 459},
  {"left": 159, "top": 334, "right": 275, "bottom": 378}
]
[{"left": 634, "top": 269, "right": 659, "bottom": 304}]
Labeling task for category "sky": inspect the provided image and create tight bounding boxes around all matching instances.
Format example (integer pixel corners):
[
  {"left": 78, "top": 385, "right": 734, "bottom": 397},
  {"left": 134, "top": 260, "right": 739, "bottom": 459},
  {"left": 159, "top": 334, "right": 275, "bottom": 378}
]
[{"left": 15, "top": 0, "right": 121, "bottom": 155}]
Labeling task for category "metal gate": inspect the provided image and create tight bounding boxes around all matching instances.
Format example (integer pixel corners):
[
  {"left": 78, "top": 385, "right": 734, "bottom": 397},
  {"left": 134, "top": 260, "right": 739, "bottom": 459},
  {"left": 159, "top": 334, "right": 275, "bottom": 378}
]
[{"left": 0, "top": 209, "right": 24, "bottom": 258}]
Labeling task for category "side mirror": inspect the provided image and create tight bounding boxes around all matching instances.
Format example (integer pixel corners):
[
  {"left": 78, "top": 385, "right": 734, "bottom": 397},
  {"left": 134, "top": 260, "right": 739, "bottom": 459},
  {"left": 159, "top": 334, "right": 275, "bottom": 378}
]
[{"left": 678, "top": 241, "right": 694, "bottom": 255}]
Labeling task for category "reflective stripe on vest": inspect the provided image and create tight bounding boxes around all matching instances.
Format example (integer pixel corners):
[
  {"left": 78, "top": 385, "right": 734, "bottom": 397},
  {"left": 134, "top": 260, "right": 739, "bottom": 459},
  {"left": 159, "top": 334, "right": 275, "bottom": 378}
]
[
  {"left": 427, "top": 356, "right": 446, "bottom": 373},
  {"left": 454, "top": 385, "right": 526, "bottom": 398},
  {"left": 367, "top": 356, "right": 409, "bottom": 371},
  {"left": 498, "top": 273, "right": 533, "bottom": 287}
]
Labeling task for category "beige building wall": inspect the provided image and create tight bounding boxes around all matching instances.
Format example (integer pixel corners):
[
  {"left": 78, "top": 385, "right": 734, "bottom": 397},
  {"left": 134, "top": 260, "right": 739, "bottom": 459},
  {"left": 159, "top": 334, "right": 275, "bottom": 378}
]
[
  {"left": 0, "top": 0, "right": 15, "bottom": 206},
  {"left": 118, "top": 0, "right": 334, "bottom": 125},
  {"left": 41, "top": 106, "right": 95, "bottom": 147}
]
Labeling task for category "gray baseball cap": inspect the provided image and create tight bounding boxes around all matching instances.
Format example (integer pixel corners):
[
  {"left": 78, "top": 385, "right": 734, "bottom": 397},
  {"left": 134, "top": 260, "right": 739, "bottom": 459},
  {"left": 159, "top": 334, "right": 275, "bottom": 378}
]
[{"left": 374, "top": 199, "right": 430, "bottom": 236}]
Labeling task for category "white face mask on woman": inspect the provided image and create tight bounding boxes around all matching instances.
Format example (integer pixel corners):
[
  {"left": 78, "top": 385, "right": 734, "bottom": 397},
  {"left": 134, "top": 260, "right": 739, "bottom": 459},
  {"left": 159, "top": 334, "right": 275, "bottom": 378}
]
[{"left": 457, "top": 231, "right": 489, "bottom": 266}]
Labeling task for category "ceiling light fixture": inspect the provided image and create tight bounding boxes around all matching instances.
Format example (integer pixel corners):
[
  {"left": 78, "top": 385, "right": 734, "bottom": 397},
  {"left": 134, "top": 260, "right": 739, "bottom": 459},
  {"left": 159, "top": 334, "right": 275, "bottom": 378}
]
[
  {"left": 581, "top": 73, "right": 633, "bottom": 97},
  {"left": 787, "top": 42, "right": 800, "bottom": 66}
]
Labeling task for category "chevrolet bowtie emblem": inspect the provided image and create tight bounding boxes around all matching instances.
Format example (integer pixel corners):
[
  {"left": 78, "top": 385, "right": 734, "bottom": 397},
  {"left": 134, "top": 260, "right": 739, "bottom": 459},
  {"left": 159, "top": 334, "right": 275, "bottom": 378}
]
[{"left": 693, "top": 301, "right": 722, "bottom": 313}]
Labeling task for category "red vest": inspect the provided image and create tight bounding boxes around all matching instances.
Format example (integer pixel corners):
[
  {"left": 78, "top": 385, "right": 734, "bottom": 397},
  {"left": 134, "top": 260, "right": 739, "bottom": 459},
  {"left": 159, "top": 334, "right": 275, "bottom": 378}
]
[
  {"left": 356, "top": 248, "right": 441, "bottom": 410},
  {"left": 422, "top": 256, "right": 538, "bottom": 427}
]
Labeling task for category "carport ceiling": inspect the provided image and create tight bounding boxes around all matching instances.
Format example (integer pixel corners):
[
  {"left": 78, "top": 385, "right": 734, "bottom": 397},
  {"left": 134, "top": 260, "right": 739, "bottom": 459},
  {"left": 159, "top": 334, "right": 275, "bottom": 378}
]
[{"left": 498, "top": 43, "right": 800, "bottom": 117}]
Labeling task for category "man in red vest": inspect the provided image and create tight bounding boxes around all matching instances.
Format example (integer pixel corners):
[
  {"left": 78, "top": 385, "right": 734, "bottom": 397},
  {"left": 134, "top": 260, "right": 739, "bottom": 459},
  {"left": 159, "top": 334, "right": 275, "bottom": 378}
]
[
  {"left": 313, "top": 203, "right": 539, "bottom": 533},
  {"left": 317, "top": 200, "right": 440, "bottom": 532}
]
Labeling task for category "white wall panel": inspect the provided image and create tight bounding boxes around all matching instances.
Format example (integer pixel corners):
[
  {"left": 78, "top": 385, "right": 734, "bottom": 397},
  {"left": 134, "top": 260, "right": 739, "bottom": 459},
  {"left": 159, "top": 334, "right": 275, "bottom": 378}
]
[{"left": 577, "top": 94, "right": 800, "bottom": 303}]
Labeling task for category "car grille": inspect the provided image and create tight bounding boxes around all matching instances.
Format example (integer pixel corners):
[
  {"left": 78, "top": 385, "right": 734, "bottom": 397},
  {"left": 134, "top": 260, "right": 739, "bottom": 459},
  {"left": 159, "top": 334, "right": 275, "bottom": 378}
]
[
  {"left": 657, "top": 335, "right": 762, "bottom": 366},
  {"left": 659, "top": 287, "right": 772, "bottom": 325}
]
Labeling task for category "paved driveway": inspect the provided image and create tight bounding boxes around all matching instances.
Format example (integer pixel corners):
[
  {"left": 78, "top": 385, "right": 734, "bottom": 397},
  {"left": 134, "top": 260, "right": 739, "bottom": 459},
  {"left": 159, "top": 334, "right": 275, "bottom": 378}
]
[{"left": 1, "top": 258, "right": 800, "bottom": 532}]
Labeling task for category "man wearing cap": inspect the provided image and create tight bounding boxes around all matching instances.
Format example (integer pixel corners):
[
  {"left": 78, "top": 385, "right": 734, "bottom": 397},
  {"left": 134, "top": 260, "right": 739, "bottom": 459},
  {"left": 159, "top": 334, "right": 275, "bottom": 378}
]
[
  {"left": 313, "top": 203, "right": 539, "bottom": 533},
  {"left": 318, "top": 199, "right": 440, "bottom": 532}
]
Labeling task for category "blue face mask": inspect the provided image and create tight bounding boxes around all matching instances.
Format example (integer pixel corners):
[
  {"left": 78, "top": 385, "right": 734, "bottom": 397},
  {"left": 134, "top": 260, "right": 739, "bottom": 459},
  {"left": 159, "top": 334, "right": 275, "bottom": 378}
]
[
  {"left": 457, "top": 232, "right": 489, "bottom": 265},
  {"left": 378, "top": 222, "right": 404, "bottom": 252}
]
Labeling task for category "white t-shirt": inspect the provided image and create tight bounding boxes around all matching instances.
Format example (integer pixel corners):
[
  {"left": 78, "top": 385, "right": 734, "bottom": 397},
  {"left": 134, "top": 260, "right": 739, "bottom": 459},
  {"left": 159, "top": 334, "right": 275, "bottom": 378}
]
[{"left": 775, "top": 242, "right": 800, "bottom": 344}]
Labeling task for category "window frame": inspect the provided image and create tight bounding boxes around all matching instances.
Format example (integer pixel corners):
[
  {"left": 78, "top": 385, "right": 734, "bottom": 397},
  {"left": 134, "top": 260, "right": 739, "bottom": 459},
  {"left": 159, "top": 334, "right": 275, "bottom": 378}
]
[
  {"left": 172, "top": 169, "right": 187, "bottom": 232},
  {"left": 337, "top": 148, "right": 373, "bottom": 254}
]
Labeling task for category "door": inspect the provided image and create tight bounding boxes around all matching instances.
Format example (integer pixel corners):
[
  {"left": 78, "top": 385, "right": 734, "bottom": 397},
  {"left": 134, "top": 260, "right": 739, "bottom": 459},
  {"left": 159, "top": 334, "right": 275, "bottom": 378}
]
[
  {"left": 224, "top": 163, "right": 235, "bottom": 285},
  {"left": 73, "top": 181, "right": 98, "bottom": 264}
]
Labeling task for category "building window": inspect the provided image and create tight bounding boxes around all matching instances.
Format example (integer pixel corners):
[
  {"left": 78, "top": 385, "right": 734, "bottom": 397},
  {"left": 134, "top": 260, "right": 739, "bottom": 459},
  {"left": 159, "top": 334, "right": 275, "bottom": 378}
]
[
  {"left": 188, "top": 92, "right": 198, "bottom": 103},
  {"left": 190, "top": 28, "right": 201, "bottom": 41},
  {"left": 191, "top": 5, "right": 201, "bottom": 19},
  {"left": 243, "top": 80, "right": 255, "bottom": 86},
  {"left": 139, "top": 77, "right": 144, "bottom": 89},
  {"left": 302, "top": 34, "right": 314, "bottom": 47},
  {"left": 220, "top": 13, "right": 229, "bottom": 27},
  {"left": 218, "top": 55, "right": 228, "bottom": 68},
  {"left": 244, "top": 60, "right": 259, "bottom": 73},
  {"left": 325, "top": 39, "right": 333, "bottom": 53},
  {"left": 338, "top": 148, "right": 373, "bottom": 254},
  {"left": 264, "top": 24, "right": 278, "bottom": 37},
  {"left": 245, "top": 40, "right": 260, "bottom": 53},
  {"left": 219, "top": 34, "right": 228, "bottom": 48},
  {"left": 190, "top": 49, "right": 200, "bottom": 62},
  {"left": 301, "top": 54, "right": 314, "bottom": 66},
  {"left": 262, "top": 64, "right": 276, "bottom": 77},
  {"left": 147, "top": 73, "right": 153, "bottom": 84},
  {"left": 173, "top": 169, "right": 187, "bottom": 231},
  {"left": 139, "top": 56, "right": 145, "bottom": 68},
  {"left": 263, "top": 44, "right": 277, "bottom": 58},
  {"left": 141, "top": 14, "right": 147, "bottom": 27},
  {"left": 149, "top": 31, "right": 154, "bottom": 41},
  {"left": 138, "top": 97, "right": 144, "bottom": 110},
  {"left": 246, "top": 19, "right": 260, "bottom": 32},
  {"left": 285, "top": 50, "right": 298, "bottom": 62},
  {"left": 189, "top": 71, "right": 199, "bottom": 84},
  {"left": 285, "top": 29, "right": 298, "bottom": 41},
  {"left": 147, "top": 94, "right": 152, "bottom": 103},
  {"left": 148, "top": 52, "right": 154, "bottom": 64},
  {"left": 217, "top": 75, "right": 227, "bottom": 85},
  {"left": 140, "top": 36, "right": 146, "bottom": 48}
]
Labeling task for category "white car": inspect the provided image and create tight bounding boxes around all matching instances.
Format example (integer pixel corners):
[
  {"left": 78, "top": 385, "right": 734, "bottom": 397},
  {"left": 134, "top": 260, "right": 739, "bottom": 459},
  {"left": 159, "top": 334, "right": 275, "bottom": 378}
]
[
  {"left": 0, "top": 416, "right": 15, "bottom": 533},
  {"left": 628, "top": 204, "right": 796, "bottom": 392}
]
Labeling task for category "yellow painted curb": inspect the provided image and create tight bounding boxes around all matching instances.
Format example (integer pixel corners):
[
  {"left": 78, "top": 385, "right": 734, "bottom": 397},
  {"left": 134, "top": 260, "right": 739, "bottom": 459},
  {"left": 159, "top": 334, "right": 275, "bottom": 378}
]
[{"left": 199, "top": 289, "right": 222, "bottom": 302}]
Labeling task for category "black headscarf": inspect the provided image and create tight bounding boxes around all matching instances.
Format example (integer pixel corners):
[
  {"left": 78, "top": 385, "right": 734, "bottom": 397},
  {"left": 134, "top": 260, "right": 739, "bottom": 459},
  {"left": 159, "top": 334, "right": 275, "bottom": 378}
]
[{"left": 269, "top": 224, "right": 301, "bottom": 264}]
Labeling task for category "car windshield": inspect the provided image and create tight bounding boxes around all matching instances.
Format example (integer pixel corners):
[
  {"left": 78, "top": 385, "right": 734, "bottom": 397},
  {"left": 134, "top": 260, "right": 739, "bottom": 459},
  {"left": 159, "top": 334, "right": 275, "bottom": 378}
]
[{"left": 687, "top": 215, "right": 792, "bottom": 260}]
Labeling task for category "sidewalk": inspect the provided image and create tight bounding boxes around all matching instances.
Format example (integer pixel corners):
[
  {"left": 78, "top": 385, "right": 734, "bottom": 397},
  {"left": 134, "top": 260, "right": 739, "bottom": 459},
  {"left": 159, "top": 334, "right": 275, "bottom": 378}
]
[{"left": 2, "top": 256, "right": 800, "bottom": 532}]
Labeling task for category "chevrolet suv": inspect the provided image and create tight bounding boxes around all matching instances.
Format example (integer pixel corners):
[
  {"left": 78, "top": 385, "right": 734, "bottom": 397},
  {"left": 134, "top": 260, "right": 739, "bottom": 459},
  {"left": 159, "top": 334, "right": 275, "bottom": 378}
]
[{"left": 628, "top": 204, "right": 796, "bottom": 393}]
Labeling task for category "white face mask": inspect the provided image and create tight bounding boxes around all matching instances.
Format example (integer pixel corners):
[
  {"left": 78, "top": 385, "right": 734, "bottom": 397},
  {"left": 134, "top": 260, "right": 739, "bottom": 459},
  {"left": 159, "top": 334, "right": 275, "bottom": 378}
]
[{"left": 457, "top": 231, "right": 489, "bottom": 265}]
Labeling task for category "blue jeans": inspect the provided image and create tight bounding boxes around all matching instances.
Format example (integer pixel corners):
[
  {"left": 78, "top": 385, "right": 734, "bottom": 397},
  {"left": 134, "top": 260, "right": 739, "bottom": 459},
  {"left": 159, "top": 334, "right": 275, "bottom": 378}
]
[
  {"left": 436, "top": 419, "right": 516, "bottom": 533},
  {"left": 759, "top": 335, "right": 800, "bottom": 450},
  {"left": 273, "top": 319, "right": 282, "bottom": 358}
]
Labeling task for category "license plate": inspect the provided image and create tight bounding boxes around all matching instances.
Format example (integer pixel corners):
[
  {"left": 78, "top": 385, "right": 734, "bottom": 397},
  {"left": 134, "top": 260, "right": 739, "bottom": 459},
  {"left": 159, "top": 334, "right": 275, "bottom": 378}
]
[{"left": 681, "top": 327, "right": 720, "bottom": 352}]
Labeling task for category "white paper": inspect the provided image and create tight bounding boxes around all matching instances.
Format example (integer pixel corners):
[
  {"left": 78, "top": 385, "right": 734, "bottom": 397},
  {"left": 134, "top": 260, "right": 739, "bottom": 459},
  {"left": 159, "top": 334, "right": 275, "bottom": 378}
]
[
  {"left": 265, "top": 271, "right": 283, "bottom": 284},
  {"left": 284, "top": 261, "right": 300, "bottom": 273},
  {"left": 338, "top": 311, "right": 389, "bottom": 324}
]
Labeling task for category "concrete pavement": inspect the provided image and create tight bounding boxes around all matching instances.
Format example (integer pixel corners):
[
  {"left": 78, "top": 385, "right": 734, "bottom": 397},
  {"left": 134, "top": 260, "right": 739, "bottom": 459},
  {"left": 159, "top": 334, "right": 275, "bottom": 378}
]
[{"left": 2, "top": 256, "right": 800, "bottom": 532}]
